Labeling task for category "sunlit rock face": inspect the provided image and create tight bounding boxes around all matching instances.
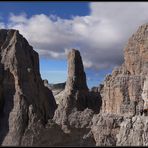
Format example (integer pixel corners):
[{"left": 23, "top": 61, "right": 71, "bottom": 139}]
[
  {"left": 124, "top": 24, "right": 148, "bottom": 75},
  {"left": 101, "top": 24, "right": 148, "bottom": 116},
  {"left": 142, "top": 76, "right": 148, "bottom": 110},
  {"left": 90, "top": 24, "right": 148, "bottom": 146},
  {"left": 43, "top": 80, "right": 66, "bottom": 104}
]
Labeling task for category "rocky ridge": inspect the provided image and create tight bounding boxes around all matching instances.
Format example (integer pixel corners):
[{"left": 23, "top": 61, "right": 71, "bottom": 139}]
[{"left": 0, "top": 23, "right": 148, "bottom": 146}]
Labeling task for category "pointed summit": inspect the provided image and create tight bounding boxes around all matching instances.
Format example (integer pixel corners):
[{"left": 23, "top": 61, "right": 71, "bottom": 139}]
[
  {"left": 65, "top": 49, "right": 88, "bottom": 92},
  {"left": 54, "top": 49, "right": 101, "bottom": 130}
]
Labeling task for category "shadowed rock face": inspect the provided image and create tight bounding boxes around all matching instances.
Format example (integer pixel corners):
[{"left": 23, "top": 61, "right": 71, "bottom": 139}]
[
  {"left": 0, "top": 29, "right": 57, "bottom": 146},
  {"left": 0, "top": 31, "right": 99, "bottom": 147},
  {"left": 65, "top": 49, "right": 88, "bottom": 92},
  {"left": 43, "top": 80, "right": 66, "bottom": 104}
]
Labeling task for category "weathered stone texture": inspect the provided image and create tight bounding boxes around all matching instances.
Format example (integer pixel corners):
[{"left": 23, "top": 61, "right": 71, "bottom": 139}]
[
  {"left": 0, "top": 29, "right": 57, "bottom": 146},
  {"left": 101, "top": 24, "right": 148, "bottom": 116}
]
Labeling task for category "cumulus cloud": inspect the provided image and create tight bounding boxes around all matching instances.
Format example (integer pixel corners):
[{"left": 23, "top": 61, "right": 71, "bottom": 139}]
[
  {"left": 6, "top": 2, "right": 148, "bottom": 70},
  {"left": 0, "top": 23, "right": 5, "bottom": 29}
]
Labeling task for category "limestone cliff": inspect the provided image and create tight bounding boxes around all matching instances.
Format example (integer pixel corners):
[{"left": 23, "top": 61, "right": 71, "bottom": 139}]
[
  {"left": 90, "top": 23, "right": 148, "bottom": 146},
  {"left": 101, "top": 24, "right": 148, "bottom": 115}
]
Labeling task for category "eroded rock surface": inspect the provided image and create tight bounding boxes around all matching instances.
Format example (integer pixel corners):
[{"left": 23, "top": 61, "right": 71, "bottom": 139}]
[
  {"left": 0, "top": 29, "right": 57, "bottom": 146},
  {"left": 101, "top": 24, "right": 148, "bottom": 115},
  {"left": 117, "top": 116, "right": 148, "bottom": 146},
  {"left": 91, "top": 114, "right": 123, "bottom": 146},
  {"left": 90, "top": 23, "right": 148, "bottom": 146}
]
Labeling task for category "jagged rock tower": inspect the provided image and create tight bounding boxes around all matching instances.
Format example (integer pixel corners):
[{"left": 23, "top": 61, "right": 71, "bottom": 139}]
[
  {"left": 54, "top": 49, "right": 101, "bottom": 130},
  {"left": 0, "top": 29, "right": 57, "bottom": 146},
  {"left": 65, "top": 49, "right": 88, "bottom": 92}
]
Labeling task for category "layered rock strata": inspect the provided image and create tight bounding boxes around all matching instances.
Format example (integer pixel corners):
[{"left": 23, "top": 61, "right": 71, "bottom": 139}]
[
  {"left": 101, "top": 24, "right": 148, "bottom": 116},
  {"left": 91, "top": 23, "right": 148, "bottom": 146}
]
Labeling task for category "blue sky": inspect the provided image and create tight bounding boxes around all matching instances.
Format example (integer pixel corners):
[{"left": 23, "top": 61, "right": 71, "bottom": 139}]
[
  {"left": 1, "top": 2, "right": 148, "bottom": 88},
  {"left": 0, "top": 2, "right": 89, "bottom": 19},
  {"left": 0, "top": 2, "right": 105, "bottom": 87}
]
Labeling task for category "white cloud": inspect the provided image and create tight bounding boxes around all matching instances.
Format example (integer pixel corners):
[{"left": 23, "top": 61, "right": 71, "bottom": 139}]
[
  {"left": 10, "top": 13, "right": 28, "bottom": 23},
  {"left": 83, "top": 60, "right": 93, "bottom": 69},
  {"left": 6, "top": 2, "right": 148, "bottom": 70},
  {"left": 0, "top": 23, "right": 5, "bottom": 29}
]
